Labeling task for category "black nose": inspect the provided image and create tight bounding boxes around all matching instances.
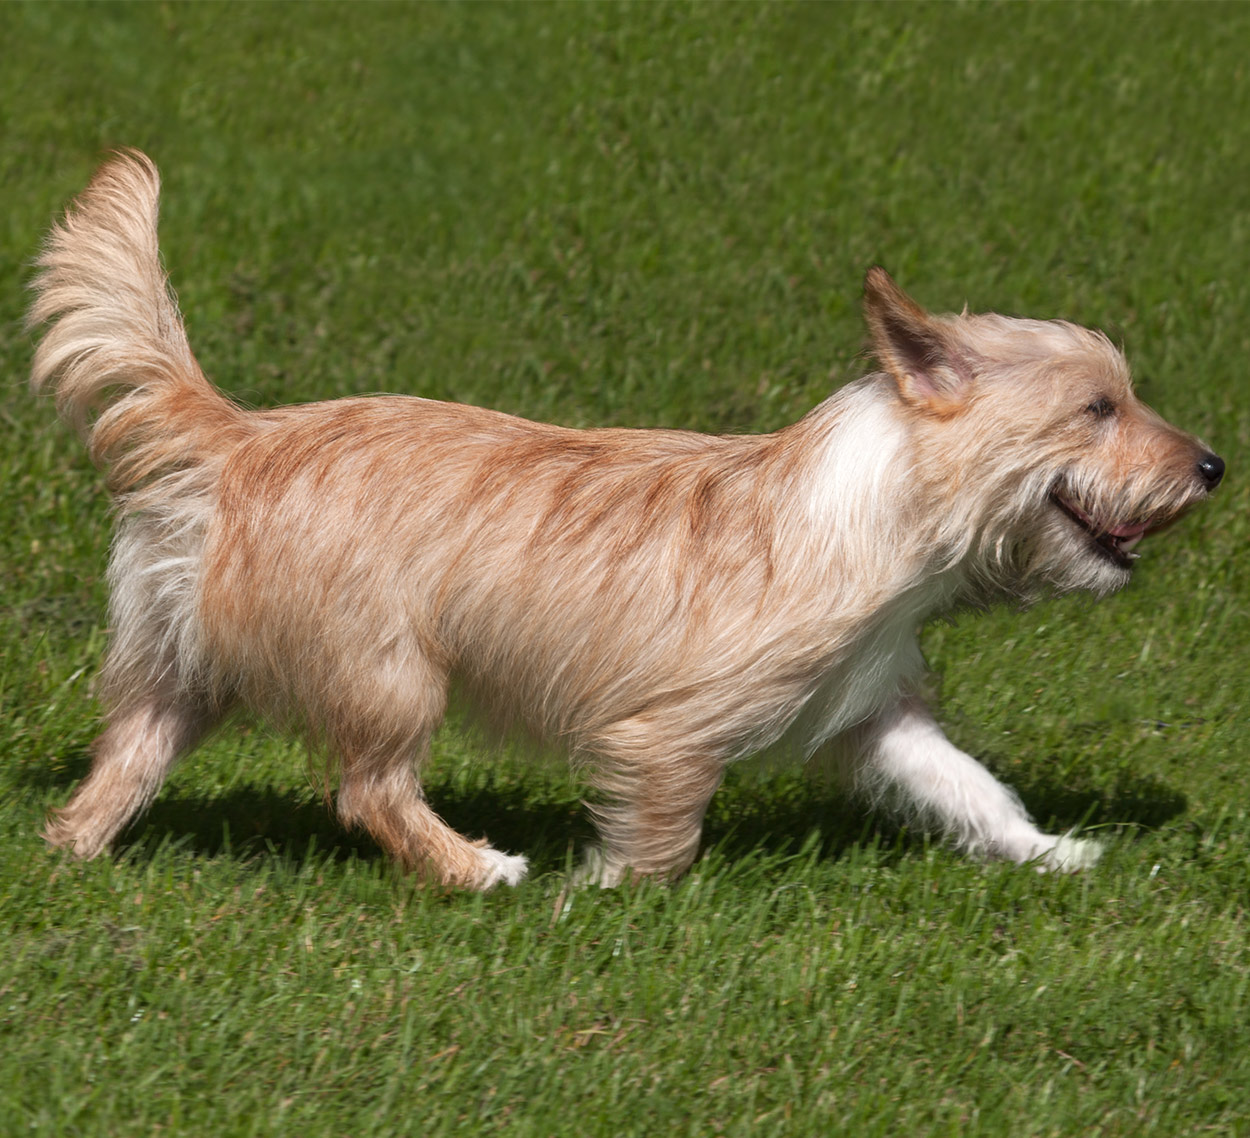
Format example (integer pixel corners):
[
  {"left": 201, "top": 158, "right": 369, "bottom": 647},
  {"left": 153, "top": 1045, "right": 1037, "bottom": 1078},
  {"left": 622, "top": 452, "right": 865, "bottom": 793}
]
[{"left": 1197, "top": 453, "right": 1225, "bottom": 489}]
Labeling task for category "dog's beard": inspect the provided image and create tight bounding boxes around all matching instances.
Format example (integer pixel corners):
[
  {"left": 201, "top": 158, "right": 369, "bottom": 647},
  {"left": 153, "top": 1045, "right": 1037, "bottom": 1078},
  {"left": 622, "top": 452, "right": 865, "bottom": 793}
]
[
  {"left": 1038, "top": 465, "right": 1210, "bottom": 597},
  {"left": 962, "top": 487, "right": 1139, "bottom": 602},
  {"left": 1034, "top": 503, "right": 1136, "bottom": 596}
]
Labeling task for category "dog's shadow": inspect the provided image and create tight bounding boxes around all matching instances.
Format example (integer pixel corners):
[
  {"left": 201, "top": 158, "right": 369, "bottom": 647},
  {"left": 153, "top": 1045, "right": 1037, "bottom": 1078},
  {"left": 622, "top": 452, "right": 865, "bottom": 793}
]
[{"left": 26, "top": 749, "right": 1189, "bottom": 876}]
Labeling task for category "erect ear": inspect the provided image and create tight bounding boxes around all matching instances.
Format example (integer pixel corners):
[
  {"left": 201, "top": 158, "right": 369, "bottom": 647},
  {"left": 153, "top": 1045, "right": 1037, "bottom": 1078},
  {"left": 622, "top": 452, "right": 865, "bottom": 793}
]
[{"left": 863, "top": 267, "right": 974, "bottom": 415}]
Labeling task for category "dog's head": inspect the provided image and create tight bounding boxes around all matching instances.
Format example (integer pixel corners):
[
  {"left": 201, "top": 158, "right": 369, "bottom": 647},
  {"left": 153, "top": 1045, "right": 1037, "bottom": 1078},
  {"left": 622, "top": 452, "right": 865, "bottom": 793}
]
[{"left": 863, "top": 268, "right": 1223, "bottom": 597}]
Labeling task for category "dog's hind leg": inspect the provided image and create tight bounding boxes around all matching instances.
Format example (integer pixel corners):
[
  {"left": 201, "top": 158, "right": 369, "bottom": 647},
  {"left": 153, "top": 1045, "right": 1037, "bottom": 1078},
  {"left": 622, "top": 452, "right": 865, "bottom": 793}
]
[
  {"left": 45, "top": 508, "right": 225, "bottom": 859},
  {"left": 328, "top": 659, "right": 526, "bottom": 890},
  {"left": 335, "top": 750, "right": 528, "bottom": 890},
  {"left": 45, "top": 694, "right": 218, "bottom": 859},
  {"left": 851, "top": 696, "right": 1101, "bottom": 872},
  {"left": 580, "top": 720, "right": 727, "bottom": 887}
]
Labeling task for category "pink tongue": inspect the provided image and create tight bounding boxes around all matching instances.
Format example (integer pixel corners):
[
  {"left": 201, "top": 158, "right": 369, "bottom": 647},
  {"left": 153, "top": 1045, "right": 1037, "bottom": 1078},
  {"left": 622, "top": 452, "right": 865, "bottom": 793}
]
[{"left": 1107, "top": 520, "right": 1149, "bottom": 539}]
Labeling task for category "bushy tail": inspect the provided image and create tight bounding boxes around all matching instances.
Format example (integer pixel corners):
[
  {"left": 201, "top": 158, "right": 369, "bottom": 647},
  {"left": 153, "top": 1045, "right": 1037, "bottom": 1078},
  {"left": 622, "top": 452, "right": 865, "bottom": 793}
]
[{"left": 28, "top": 150, "right": 248, "bottom": 496}]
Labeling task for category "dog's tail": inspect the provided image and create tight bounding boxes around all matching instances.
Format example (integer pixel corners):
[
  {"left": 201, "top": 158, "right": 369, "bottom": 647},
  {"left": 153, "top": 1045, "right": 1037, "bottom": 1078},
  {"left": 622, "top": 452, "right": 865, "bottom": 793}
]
[{"left": 28, "top": 151, "right": 249, "bottom": 497}]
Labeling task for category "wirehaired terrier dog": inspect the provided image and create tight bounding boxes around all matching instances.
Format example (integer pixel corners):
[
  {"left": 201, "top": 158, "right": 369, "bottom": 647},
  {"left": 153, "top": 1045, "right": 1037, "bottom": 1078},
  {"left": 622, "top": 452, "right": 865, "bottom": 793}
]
[{"left": 29, "top": 152, "right": 1223, "bottom": 889}]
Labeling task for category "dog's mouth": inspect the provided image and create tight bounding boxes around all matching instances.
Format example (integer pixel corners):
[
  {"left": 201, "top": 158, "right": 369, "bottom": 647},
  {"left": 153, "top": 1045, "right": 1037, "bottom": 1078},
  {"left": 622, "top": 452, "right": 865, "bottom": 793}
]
[{"left": 1049, "top": 491, "right": 1152, "bottom": 568}]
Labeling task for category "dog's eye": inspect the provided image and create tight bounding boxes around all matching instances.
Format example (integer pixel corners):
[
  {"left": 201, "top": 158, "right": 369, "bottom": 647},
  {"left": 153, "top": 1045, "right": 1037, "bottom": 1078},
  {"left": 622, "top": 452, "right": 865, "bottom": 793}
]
[{"left": 1086, "top": 398, "right": 1115, "bottom": 419}]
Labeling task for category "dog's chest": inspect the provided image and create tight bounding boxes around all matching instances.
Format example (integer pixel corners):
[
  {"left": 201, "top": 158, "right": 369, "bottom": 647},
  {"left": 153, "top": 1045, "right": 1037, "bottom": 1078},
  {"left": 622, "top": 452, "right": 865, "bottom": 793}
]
[
  {"left": 784, "top": 615, "right": 921, "bottom": 753},
  {"left": 782, "top": 567, "right": 962, "bottom": 752}
]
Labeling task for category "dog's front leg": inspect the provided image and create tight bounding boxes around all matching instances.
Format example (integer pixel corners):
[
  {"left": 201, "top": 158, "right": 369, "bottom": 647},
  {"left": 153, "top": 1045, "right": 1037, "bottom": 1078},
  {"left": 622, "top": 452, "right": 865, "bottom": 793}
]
[
  {"left": 579, "top": 723, "right": 728, "bottom": 887},
  {"left": 855, "top": 695, "right": 1101, "bottom": 872}
]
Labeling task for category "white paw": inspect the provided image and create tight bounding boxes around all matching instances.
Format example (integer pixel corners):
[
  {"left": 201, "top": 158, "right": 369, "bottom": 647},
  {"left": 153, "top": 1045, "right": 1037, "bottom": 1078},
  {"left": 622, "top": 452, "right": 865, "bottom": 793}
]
[
  {"left": 1036, "top": 833, "right": 1103, "bottom": 874},
  {"left": 572, "top": 846, "right": 627, "bottom": 888},
  {"left": 476, "top": 847, "right": 529, "bottom": 889}
]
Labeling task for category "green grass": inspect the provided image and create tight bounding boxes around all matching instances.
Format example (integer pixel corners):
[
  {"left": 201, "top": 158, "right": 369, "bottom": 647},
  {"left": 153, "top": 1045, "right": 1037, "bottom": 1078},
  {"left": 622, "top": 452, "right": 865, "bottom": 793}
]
[{"left": 3, "top": 2, "right": 1250, "bottom": 1134}]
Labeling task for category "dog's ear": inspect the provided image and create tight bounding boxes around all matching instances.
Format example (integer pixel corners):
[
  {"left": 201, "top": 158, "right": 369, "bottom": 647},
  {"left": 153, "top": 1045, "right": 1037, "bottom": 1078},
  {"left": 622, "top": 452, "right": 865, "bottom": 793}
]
[{"left": 863, "top": 268, "right": 973, "bottom": 415}]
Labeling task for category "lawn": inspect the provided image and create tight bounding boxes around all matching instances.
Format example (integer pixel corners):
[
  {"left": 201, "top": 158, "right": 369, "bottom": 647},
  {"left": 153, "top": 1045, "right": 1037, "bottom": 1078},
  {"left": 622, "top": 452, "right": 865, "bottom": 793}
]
[{"left": 2, "top": 2, "right": 1249, "bottom": 1134}]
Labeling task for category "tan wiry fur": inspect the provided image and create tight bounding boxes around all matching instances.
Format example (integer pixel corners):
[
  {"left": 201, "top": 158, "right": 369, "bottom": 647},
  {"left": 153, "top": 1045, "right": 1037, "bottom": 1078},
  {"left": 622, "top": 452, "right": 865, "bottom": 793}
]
[{"left": 29, "top": 152, "right": 1223, "bottom": 889}]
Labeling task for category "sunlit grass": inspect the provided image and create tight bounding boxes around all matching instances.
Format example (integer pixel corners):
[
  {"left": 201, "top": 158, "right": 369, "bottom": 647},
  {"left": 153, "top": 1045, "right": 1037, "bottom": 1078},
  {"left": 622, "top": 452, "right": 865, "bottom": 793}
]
[{"left": 2, "top": 3, "right": 1248, "bottom": 1134}]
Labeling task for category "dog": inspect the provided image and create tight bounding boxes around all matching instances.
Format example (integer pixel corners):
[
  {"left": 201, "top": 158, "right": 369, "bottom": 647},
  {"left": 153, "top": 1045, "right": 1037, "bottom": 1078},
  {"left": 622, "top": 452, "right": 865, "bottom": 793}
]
[{"left": 27, "top": 151, "right": 1223, "bottom": 890}]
